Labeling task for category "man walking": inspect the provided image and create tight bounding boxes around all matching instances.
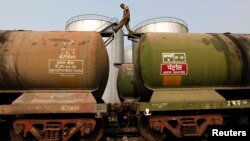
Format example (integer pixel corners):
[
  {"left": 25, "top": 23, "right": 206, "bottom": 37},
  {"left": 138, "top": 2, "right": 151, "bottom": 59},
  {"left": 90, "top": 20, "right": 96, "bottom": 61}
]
[{"left": 113, "top": 3, "right": 134, "bottom": 34}]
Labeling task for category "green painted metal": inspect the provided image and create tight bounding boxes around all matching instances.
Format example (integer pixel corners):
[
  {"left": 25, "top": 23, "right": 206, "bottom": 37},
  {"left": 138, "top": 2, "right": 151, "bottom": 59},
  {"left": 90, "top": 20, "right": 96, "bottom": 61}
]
[
  {"left": 0, "top": 103, "right": 107, "bottom": 115},
  {"left": 137, "top": 33, "right": 246, "bottom": 89},
  {"left": 150, "top": 89, "right": 225, "bottom": 102},
  {"left": 138, "top": 100, "right": 250, "bottom": 112},
  {"left": 117, "top": 64, "right": 140, "bottom": 101},
  {"left": 226, "top": 34, "right": 250, "bottom": 84}
]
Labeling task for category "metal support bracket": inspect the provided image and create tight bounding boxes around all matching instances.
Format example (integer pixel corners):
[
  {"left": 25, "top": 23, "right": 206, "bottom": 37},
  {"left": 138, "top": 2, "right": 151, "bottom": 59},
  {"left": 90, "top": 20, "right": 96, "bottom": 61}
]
[
  {"left": 125, "top": 33, "right": 143, "bottom": 42},
  {"left": 100, "top": 32, "right": 115, "bottom": 47}
]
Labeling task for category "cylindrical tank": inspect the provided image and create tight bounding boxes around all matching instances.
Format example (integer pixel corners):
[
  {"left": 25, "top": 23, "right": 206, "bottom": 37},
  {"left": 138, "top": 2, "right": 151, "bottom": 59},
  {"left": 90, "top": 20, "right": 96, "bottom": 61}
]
[
  {"left": 117, "top": 64, "right": 140, "bottom": 102},
  {"left": 225, "top": 34, "right": 250, "bottom": 84},
  {"left": 124, "top": 46, "right": 132, "bottom": 63},
  {"left": 65, "top": 14, "right": 124, "bottom": 103},
  {"left": 136, "top": 33, "right": 250, "bottom": 89},
  {"left": 133, "top": 17, "right": 188, "bottom": 33},
  {"left": 66, "top": 14, "right": 117, "bottom": 31},
  {"left": 120, "top": 17, "right": 189, "bottom": 101},
  {"left": 0, "top": 31, "right": 108, "bottom": 97},
  {"left": 133, "top": 17, "right": 189, "bottom": 63}
]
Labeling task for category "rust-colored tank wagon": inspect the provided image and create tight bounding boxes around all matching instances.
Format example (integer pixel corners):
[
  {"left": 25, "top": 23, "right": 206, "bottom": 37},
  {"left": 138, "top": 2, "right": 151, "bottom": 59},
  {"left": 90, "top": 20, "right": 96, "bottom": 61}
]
[
  {"left": 0, "top": 31, "right": 109, "bottom": 93},
  {"left": 136, "top": 33, "right": 250, "bottom": 89},
  {"left": 0, "top": 31, "right": 110, "bottom": 140}
]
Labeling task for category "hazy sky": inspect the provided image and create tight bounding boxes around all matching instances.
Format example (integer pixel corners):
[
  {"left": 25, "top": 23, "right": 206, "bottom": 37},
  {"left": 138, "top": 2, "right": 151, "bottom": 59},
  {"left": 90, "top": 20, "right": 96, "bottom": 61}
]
[{"left": 0, "top": 0, "right": 249, "bottom": 34}]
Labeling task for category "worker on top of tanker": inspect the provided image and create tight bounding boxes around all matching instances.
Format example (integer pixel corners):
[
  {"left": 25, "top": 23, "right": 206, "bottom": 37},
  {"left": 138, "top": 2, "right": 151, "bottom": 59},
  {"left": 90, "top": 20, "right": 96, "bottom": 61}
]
[{"left": 112, "top": 3, "right": 134, "bottom": 34}]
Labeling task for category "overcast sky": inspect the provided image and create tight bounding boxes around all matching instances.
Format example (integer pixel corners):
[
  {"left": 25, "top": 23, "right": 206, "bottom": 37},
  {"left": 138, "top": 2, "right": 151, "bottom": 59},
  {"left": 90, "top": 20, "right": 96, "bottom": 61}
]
[{"left": 0, "top": 0, "right": 249, "bottom": 34}]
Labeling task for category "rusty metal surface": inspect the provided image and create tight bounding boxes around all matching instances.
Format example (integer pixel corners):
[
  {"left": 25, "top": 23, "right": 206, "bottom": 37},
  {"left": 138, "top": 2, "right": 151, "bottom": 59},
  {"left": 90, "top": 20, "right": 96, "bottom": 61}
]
[
  {"left": 13, "top": 92, "right": 96, "bottom": 104},
  {"left": 150, "top": 89, "right": 225, "bottom": 102},
  {"left": 149, "top": 114, "right": 223, "bottom": 137},
  {"left": 12, "top": 118, "right": 96, "bottom": 141},
  {"left": 0, "top": 31, "right": 108, "bottom": 93},
  {"left": 0, "top": 92, "right": 108, "bottom": 114},
  {"left": 140, "top": 117, "right": 166, "bottom": 141},
  {"left": 0, "top": 103, "right": 108, "bottom": 115},
  {"left": 0, "top": 103, "right": 97, "bottom": 114}
]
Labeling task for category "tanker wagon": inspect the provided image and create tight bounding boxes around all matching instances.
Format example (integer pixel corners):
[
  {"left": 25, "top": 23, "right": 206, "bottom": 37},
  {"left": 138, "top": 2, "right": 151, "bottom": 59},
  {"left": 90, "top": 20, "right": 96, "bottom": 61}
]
[
  {"left": 0, "top": 30, "right": 109, "bottom": 141},
  {"left": 118, "top": 32, "right": 250, "bottom": 140},
  {"left": 1, "top": 30, "right": 250, "bottom": 141}
]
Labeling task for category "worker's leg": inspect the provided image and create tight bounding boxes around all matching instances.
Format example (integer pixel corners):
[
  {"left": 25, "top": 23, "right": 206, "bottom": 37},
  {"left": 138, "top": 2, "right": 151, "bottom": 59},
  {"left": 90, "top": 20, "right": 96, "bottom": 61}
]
[
  {"left": 114, "top": 18, "right": 126, "bottom": 31},
  {"left": 125, "top": 18, "right": 133, "bottom": 33}
]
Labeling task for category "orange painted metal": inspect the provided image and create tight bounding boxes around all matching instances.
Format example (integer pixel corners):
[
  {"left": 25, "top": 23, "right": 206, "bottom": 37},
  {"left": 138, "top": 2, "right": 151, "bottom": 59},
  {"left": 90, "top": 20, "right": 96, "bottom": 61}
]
[
  {"left": 13, "top": 93, "right": 96, "bottom": 104},
  {"left": 0, "top": 92, "right": 104, "bottom": 114}
]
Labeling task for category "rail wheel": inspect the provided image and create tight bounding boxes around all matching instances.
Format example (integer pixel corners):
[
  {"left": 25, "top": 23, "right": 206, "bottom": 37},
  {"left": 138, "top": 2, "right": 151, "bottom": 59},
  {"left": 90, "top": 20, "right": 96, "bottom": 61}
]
[
  {"left": 10, "top": 129, "right": 24, "bottom": 141},
  {"left": 140, "top": 116, "right": 166, "bottom": 141},
  {"left": 80, "top": 118, "right": 105, "bottom": 141}
]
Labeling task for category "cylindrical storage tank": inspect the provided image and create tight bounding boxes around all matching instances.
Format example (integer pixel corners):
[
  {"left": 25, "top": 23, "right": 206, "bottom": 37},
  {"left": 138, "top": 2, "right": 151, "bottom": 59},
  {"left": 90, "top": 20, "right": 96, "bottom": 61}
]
[
  {"left": 133, "top": 17, "right": 188, "bottom": 33},
  {"left": 117, "top": 64, "right": 140, "bottom": 102},
  {"left": 65, "top": 14, "right": 124, "bottom": 103},
  {"left": 124, "top": 46, "right": 133, "bottom": 63},
  {"left": 136, "top": 33, "right": 250, "bottom": 89},
  {"left": 0, "top": 31, "right": 108, "bottom": 100}
]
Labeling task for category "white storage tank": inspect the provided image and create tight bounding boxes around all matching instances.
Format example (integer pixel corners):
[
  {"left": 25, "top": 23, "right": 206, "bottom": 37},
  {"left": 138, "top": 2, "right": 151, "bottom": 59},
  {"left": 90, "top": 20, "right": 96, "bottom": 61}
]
[
  {"left": 65, "top": 14, "right": 124, "bottom": 103},
  {"left": 133, "top": 17, "right": 188, "bottom": 33},
  {"left": 124, "top": 46, "right": 133, "bottom": 63}
]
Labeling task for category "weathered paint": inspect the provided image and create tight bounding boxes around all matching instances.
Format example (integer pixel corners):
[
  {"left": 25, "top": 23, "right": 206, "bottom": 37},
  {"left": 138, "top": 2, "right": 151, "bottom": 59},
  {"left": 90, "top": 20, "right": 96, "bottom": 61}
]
[
  {"left": 139, "top": 100, "right": 250, "bottom": 112},
  {"left": 137, "top": 33, "right": 249, "bottom": 89},
  {"left": 0, "top": 92, "right": 109, "bottom": 114},
  {"left": 117, "top": 64, "right": 140, "bottom": 101},
  {"left": 150, "top": 89, "right": 225, "bottom": 102},
  {"left": 13, "top": 118, "right": 96, "bottom": 140},
  {"left": 0, "top": 103, "right": 107, "bottom": 114},
  {"left": 12, "top": 92, "right": 96, "bottom": 104},
  {"left": 225, "top": 34, "right": 250, "bottom": 84},
  {"left": 149, "top": 115, "right": 223, "bottom": 137},
  {"left": 0, "top": 31, "right": 108, "bottom": 94}
]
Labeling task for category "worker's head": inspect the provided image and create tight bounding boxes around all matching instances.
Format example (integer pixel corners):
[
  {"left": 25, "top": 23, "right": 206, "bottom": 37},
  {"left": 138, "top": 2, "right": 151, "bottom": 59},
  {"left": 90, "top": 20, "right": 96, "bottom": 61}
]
[{"left": 120, "top": 3, "right": 125, "bottom": 9}]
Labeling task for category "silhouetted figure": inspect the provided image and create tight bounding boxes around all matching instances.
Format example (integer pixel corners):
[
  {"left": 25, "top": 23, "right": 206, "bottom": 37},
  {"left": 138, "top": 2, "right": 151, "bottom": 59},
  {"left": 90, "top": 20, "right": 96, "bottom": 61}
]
[{"left": 113, "top": 3, "right": 134, "bottom": 33}]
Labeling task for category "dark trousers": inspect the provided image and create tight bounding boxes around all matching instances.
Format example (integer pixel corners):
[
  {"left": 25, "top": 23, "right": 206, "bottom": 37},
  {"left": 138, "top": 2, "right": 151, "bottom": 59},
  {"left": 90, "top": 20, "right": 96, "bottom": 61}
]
[{"left": 114, "top": 16, "right": 133, "bottom": 32}]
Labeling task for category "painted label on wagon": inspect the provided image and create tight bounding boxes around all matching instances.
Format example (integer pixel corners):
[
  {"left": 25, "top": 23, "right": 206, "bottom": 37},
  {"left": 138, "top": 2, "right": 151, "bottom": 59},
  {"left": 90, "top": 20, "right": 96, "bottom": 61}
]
[
  {"left": 49, "top": 42, "right": 84, "bottom": 75},
  {"left": 49, "top": 59, "right": 84, "bottom": 74},
  {"left": 162, "top": 53, "right": 186, "bottom": 63},
  {"left": 163, "top": 75, "right": 182, "bottom": 86},
  {"left": 161, "top": 53, "right": 188, "bottom": 86},
  {"left": 161, "top": 63, "right": 188, "bottom": 75}
]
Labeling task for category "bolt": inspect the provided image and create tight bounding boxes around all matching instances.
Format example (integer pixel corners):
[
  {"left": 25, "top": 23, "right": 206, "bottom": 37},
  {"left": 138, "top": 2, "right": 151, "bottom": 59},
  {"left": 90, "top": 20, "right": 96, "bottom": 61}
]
[
  {"left": 84, "top": 126, "right": 91, "bottom": 135},
  {"left": 14, "top": 124, "right": 24, "bottom": 135},
  {"left": 152, "top": 122, "right": 161, "bottom": 132}
]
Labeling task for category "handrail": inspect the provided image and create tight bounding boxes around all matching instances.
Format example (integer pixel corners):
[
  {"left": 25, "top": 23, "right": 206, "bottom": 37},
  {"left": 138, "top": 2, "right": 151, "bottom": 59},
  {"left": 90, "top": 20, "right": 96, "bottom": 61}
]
[
  {"left": 133, "top": 17, "right": 188, "bottom": 30},
  {"left": 65, "top": 14, "right": 118, "bottom": 30},
  {"left": 95, "top": 18, "right": 118, "bottom": 31}
]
